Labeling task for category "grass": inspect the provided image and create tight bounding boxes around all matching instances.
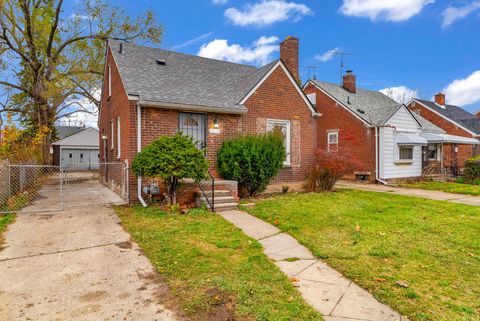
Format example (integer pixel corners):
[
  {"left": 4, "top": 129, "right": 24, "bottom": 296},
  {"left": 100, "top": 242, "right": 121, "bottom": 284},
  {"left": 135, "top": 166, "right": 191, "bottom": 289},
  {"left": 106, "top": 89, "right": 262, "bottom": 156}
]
[
  {"left": 115, "top": 206, "right": 323, "bottom": 321},
  {"left": 242, "top": 189, "right": 480, "bottom": 321},
  {"left": 0, "top": 213, "right": 14, "bottom": 246},
  {"left": 400, "top": 181, "right": 480, "bottom": 196}
]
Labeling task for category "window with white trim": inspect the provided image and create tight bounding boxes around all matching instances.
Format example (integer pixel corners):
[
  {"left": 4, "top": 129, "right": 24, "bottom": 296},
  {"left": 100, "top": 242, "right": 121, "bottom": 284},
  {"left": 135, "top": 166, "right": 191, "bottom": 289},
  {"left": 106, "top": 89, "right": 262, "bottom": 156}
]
[
  {"left": 116, "top": 117, "right": 121, "bottom": 158},
  {"left": 108, "top": 64, "right": 112, "bottom": 98},
  {"left": 110, "top": 121, "right": 114, "bottom": 150},
  {"left": 327, "top": 131, "right": 338, "bottom": 151},
  {"left": 398, "top": 146, "right": 413, "bottom": 161},
  {"left": 267, "top": 119, "right": 291, "bottom": 165}
]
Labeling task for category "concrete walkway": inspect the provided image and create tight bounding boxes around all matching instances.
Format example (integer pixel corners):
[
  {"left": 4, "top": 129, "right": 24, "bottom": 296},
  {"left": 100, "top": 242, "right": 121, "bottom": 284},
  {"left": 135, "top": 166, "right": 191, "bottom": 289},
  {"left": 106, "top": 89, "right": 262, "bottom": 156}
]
[
  {"left": 0, "top": 179, "right": 183, "bottom": 321},
  {"left": 219, "top": 210, "right": 406, "bottom": 321},
  {"left": 336, "top": 181, "right": 480, "bottom": 206}
]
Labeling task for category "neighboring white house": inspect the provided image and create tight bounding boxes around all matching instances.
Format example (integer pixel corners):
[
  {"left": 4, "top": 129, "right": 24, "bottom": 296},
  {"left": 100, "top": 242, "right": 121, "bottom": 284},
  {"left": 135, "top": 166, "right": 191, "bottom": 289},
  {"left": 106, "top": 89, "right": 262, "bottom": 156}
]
[
  {"left": 52, "top": 127, "right": 99, "bottom": 170},
  {"left": 378, "top": 106, "right": 479, "bottom": 180}
]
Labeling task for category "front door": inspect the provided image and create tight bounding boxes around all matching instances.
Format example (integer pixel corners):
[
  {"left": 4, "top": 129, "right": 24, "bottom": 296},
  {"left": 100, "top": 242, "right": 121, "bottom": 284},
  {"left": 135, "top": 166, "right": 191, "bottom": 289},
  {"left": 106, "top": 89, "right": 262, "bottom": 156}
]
[{"left": 179, "top": 113, "right": 207, "bottom": 150}]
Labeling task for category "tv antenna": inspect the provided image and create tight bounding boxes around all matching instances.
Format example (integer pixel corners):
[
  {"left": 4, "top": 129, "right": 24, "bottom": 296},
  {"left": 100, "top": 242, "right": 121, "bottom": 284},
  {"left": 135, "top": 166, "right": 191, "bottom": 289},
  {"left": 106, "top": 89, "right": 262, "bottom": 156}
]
[
  {"left": 300, "top": 65, "right": 321, "bottom": 81},
  {"left": 332, "top": 50, "right": 356, "bottom": 84}
]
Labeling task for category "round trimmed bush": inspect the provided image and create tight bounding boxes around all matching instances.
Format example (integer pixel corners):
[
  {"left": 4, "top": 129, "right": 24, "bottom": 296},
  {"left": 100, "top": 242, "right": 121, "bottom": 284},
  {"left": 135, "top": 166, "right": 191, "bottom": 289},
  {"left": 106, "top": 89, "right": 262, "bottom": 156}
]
[
  {"left": 464, "top": 155, "right": 480, "bottom": 180},
  {"left": 217, "top": 133, "right": 285, "bottom": 197}
]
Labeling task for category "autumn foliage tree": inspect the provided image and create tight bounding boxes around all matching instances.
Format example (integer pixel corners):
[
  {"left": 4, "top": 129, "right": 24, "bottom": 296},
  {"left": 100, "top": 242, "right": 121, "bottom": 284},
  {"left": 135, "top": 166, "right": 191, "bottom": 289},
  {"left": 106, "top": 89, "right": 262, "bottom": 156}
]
[
  {"left": 0, "top": 0, "right": 162, "bottom": 163},
  {"left": 305, "top": 147, "right": 361, "bottom": 192}
]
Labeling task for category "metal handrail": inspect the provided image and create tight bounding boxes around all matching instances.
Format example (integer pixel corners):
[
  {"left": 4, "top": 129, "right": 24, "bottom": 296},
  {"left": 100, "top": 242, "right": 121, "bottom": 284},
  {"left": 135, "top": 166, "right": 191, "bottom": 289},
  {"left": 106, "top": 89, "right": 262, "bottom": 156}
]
[{"left": 198, "top": 169, "right": 214, "bottom": 211}]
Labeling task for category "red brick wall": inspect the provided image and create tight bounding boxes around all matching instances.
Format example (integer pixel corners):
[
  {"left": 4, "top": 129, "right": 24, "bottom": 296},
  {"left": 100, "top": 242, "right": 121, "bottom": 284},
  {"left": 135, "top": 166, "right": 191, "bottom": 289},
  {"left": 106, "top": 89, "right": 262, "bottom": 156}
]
[
  {"left": 242, "top": 65, "right": 317, "bottom": 182},
  {"left": 407, "top": 101, "right": 476, "bottom": 168},
  {"left": 304, "top": 82, "right": 376, "bottom": 179}
]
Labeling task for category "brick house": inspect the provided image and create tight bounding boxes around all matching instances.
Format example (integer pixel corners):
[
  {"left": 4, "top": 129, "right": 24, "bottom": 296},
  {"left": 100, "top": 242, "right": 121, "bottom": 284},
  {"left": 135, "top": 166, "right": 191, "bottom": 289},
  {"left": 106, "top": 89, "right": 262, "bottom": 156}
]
[
  {"left": 303, "top": 72, "right": 479, "bottom": 182},
  {"left": 99, "top": 37, "right": 319, "bottom": 205},
  {"left": 407, "top": 94, "right": 480, "bottom": 173}
]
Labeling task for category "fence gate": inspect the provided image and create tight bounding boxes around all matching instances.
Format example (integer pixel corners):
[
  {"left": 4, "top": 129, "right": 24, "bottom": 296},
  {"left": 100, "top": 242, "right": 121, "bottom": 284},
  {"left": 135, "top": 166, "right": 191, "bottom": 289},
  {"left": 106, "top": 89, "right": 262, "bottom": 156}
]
[{"left": 0, "top": 162, "right": 128, "bottom": 214}]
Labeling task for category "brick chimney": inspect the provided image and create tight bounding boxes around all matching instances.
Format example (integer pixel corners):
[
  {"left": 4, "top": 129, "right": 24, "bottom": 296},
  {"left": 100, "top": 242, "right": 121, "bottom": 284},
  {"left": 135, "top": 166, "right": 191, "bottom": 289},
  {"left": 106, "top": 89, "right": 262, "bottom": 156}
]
[
  {"left": 475, "top": 110, "right": 480, "bottom": 119},
  {"left": 435, "top": 92, "right": 445, "bottom": 106},
  {"left": 342, "top": 70, "right": 356, "bottom": 93},
  {"left": 280, "top": 36, "right": 299, "bottom": 83}
]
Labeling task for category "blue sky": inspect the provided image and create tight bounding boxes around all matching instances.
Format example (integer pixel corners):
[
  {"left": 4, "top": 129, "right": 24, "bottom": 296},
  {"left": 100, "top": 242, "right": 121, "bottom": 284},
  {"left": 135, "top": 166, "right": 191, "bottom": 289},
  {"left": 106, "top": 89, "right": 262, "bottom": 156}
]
[{"left": 78, "top": 1, "right": 479, "bottom": 113}]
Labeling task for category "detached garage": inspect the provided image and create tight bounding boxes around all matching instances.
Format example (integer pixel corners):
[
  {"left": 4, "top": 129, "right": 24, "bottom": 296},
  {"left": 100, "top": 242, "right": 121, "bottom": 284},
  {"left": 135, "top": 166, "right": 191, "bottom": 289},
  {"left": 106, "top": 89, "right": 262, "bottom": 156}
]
[{"left": 52, "top": 127, "right": 99, "bottom": 170}]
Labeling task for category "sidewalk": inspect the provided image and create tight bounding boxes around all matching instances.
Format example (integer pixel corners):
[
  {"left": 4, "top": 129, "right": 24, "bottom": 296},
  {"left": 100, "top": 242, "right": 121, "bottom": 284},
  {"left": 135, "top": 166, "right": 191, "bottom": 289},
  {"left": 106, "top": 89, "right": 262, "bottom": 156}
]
[
  {"left": 336, "top": 181, "right": 480, "bottom": 206},
  {"left": 219, "top": 210, "right": 406, "bottom": 321}
]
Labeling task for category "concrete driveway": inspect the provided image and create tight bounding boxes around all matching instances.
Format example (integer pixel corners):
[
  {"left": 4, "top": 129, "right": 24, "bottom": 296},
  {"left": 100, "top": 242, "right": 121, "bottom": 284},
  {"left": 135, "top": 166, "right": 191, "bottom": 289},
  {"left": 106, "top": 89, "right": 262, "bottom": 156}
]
[{"left": 0, "top": 179, "right": 184, "bottom": 321}]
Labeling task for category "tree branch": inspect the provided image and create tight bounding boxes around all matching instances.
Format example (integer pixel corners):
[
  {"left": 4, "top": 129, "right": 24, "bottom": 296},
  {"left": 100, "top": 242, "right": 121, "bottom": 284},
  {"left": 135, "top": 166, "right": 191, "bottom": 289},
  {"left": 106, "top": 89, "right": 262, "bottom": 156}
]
[{"left": 47, "top": 0, "right": 63, "bottom": 58}]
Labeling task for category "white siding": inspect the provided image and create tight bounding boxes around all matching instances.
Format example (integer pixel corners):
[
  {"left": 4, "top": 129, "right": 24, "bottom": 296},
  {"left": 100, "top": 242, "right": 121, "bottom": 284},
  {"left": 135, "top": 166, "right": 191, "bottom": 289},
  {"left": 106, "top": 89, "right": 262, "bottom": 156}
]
[
  {"left": 385, "top": 107, "right": 419, "bottom": 131},
  {"left": 379, "top": 107, "right": 423, "bottom": 179}
]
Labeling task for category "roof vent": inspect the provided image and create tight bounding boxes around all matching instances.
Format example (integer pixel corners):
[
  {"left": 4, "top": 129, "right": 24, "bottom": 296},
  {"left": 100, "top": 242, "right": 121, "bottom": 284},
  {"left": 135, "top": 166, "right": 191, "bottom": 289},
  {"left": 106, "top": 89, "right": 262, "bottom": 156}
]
[
  {"left": 156, "top": 59, "right": 166, "bottom": 65},
  {"left": 357, "top": 108, "right": 365, "bottom": 114},
  {"left": 347, "top": 96, "right": 351, "bottom": 104},
  {"left": 119, "top": 43, "right": 123, "bottom": 54}
]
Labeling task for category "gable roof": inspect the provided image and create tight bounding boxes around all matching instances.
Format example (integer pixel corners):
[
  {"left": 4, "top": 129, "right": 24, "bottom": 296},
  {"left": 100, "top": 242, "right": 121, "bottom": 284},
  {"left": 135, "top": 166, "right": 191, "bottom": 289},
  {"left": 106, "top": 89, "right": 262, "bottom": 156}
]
[
  {"left": 52, "top": 127, "right": 99, "bottom": 147},
  {"left": 413, "top": 99, "right": 480, "bottom": 135},
  {"left": 54, "top": 126, "right": 85, "bottom": 140},
  {"left": 108, "top": 40, "right": 281, "bottom": 113},
  {"left": 308, "top": 79, "right": 405, "bottom": 126}
]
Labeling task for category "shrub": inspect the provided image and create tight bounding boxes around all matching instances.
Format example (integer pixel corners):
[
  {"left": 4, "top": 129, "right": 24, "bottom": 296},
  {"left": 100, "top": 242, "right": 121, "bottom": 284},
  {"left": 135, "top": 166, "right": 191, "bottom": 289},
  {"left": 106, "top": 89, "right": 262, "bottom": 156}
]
[
  {"left": 305, "top": 148, "right": 361, "bottom": 192},
  {"left": 464, "top": 155, "right": 480, "bottom": 180},
  {"left": 455, "top": 177, "right": 466, "bottom": 184},
  {"left": 217, "top": 133, "right": 285, "bottom": 197},
  {"left": 132, "top": 133, "right": 209, "bottom": 205}
]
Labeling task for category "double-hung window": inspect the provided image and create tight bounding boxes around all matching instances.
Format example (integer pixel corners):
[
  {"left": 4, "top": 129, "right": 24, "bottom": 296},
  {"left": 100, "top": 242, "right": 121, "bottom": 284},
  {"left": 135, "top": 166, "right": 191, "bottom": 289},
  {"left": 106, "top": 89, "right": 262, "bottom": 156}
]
[
  {"left": 267, "top": 119, "right": 291, "bottom": 166},
  {"left": 116, "top": 117, "right": 121, "bottom": 159},
  {"left": 110, "top": 121, "right": 114, "bottom": 150},
  {"left": 327, "top": 131, "right": 339, "bottom": 151}
]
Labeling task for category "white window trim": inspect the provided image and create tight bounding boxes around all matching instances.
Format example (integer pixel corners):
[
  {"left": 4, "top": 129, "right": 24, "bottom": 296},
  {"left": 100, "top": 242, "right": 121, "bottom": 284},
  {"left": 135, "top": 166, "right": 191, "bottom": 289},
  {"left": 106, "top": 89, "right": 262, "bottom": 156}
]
[
  {"left": 327, "top": 130, "right": 339, "bottom": 151},
  {"left": 108, "top": 64, "right": 112, "bottom": 98},
  {"left": 397, "top": 145, "right": 414, "bottom": 163},
  {"left": 116, "top": 117, "right": 121, "bottom": 159},
  {"left": 110, "top": 121, "right": 114, "bottom": 150},
  {"left": 267, "top": 119, "right": 291, "bottom": 166}
]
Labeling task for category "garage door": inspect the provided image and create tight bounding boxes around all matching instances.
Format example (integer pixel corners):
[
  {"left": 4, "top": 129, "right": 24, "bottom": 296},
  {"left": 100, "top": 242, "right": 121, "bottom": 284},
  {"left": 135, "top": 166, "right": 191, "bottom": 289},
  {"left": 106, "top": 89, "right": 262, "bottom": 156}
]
[{"left": 61, "top": 149, "right": 100, "bottom": 170}]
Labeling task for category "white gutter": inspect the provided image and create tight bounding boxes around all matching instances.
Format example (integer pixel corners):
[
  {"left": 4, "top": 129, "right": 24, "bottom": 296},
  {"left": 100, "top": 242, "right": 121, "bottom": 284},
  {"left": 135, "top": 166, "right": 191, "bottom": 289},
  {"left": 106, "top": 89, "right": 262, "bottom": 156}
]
[
  {"left": 138, "top": 100, "right": 247, "bottom": 115},
  {"left": 137, "top": 104, "right": 147, "bottom": 207},
  {"left": 375, "top": 127, "right": 388, "bottom": 185}
]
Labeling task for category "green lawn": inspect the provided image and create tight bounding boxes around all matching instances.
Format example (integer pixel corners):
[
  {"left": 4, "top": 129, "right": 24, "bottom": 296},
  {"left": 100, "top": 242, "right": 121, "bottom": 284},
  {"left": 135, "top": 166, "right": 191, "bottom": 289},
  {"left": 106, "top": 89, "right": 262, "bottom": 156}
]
[
  {"left": 401, "top": 181, "right": 480, "bottom": 196},
  {"left": 242, "top": 190, "right": 480, "bottom": 321},
  {"left": 0, "top": 213, "right": 14, "bottom": 246},
  {"left": 116, "top": 206, "right": 322, "bottom": 321}
]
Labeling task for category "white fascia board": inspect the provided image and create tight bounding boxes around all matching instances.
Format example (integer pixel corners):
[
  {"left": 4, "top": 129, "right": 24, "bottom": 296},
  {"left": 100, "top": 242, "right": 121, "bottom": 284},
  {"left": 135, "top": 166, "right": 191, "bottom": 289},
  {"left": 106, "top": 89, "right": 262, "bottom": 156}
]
[
  {"left": 412, "top": 99, "right": 478, "bottom": 136},
  {"left": 138, "top": 100, "right": 247, "bottom": 115},
  {"left": 240, "top": 61, "right": 321, "bottom": 117}
]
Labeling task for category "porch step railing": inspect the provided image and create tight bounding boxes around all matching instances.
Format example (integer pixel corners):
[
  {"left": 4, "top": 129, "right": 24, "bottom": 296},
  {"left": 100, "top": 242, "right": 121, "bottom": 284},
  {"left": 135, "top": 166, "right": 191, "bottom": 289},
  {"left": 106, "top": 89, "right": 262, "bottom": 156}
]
[{"left": 198, "top": 169, "right": 214, "bottom": 211}]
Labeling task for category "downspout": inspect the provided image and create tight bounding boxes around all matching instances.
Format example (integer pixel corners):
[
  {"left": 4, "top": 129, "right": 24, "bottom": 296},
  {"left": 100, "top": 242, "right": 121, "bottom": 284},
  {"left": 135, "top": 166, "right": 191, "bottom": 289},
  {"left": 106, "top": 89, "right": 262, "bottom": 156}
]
[
  {"left": 137, "top": 104, "right": 147, "bottom": 207},
  {"left": 375, "top": 126, "right": 389, "bottom": 185}
]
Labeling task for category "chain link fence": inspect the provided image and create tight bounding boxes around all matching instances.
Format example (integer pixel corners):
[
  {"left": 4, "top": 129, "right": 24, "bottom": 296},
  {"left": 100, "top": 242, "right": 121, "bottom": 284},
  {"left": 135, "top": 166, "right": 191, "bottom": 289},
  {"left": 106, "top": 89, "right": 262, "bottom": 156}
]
[
  {"left": 0, "top": 162, "right": 128, "bottom": 213},
  {"left": 0, "top": 165, "right": 64, "bottom": 213}
]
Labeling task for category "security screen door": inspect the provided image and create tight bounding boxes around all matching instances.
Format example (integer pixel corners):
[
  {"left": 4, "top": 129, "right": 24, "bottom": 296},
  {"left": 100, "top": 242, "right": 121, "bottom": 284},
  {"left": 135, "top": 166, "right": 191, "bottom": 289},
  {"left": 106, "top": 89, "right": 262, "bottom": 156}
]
[{"left": 179, "top": 113, "right": 207, "bottom": 150}]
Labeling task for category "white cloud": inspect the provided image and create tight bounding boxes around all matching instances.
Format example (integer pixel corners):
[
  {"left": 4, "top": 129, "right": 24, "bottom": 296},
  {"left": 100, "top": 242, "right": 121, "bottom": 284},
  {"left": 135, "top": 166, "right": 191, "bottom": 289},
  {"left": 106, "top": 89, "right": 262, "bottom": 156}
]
[
  {"left": 212, "top": 0, "right": 228, "bottom": 4},
  {"left": 442, "top": 1, "right": 480, "bottom": 27},
  {"left": 315, "top": 47, "right": 340, "bottom": 62},
  {"left": 443, "top": 70, "right": 480, "bottom": 106},
  {"left": 380, "top": 86, "right": 419, "bottom": 104},
  {"left": 170, "top": 32, "right": 214, "bottom": 51},
  {"left": 339, "top": 0, "right": 434, "bottom": 22},
  {"left": 58, "top": 89, "right": 100, "bottom": 128},
  {"left": 224, "top": 0, "right": 312, "bottom": 27},
  {"left": 198, "top": 36, "right": 279, "bottom": 65}
]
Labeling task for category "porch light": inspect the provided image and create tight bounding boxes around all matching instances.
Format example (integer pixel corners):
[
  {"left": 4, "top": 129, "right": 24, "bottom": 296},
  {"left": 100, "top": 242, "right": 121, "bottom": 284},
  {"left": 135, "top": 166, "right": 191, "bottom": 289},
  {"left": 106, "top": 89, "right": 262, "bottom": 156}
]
[
  {"left": 101, "top": 133, "right": 107, "bottom": 140},
  {"left": 213, "top": 117, "right": 219, "bottom": 129}
]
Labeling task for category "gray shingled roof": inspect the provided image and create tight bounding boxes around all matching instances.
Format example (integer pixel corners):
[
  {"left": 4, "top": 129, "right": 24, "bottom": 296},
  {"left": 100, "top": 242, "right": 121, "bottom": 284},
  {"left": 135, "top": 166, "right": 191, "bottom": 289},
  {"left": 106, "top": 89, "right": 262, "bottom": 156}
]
[
  {"left": 109, "top": 40, "right": 277, "bottom": 112},
  {"left": 415, "top": 99, "right": 480, "bottom": 134},
  {"left": 310, "top": 80, "right": 404, "bottom": 125},
  {"left": 54, "top": 126, "right": 85, "bottom": 140},
  {"left": 52, "top": 128, "right": 99, "bottom": 147},
  {"left": 310, "top": 80, "right": 444, "bottom": 132}
]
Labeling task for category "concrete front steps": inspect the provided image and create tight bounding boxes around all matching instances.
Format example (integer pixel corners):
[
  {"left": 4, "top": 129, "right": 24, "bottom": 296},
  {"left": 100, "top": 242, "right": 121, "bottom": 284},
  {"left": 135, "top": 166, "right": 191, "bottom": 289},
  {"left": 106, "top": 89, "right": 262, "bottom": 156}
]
[{"left": 197, "top": 189, "right": 238, "bottom": 211}]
